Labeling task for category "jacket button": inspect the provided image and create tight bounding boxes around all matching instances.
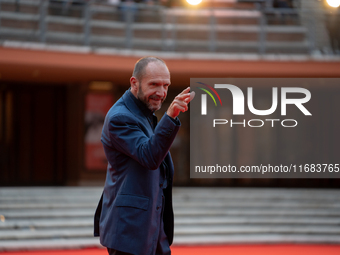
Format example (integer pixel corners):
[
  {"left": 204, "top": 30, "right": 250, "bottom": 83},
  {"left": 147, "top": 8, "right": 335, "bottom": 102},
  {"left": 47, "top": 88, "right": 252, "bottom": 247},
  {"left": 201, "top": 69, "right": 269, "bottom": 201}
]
[
  {"left": 160, "top": 183, "right": 163, "bottom": 188},
  {"left": 156, "top": 206, "right": 160, "bottom": 210}
]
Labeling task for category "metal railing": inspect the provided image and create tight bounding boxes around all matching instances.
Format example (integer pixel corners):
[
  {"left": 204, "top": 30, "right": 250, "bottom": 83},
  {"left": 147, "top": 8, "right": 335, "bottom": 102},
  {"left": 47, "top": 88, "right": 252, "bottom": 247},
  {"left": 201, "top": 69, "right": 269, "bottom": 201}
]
[{"left": 0, "top": 0, "right": 337, "bottom": 54}]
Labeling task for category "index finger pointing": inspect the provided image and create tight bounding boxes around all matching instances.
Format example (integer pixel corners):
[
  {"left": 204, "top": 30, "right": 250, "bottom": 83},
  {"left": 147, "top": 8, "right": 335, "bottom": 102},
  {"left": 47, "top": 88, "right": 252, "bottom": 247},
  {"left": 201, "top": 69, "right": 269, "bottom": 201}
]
[{"left": 179, "top": 87, "right": 190, "bottom": 96}]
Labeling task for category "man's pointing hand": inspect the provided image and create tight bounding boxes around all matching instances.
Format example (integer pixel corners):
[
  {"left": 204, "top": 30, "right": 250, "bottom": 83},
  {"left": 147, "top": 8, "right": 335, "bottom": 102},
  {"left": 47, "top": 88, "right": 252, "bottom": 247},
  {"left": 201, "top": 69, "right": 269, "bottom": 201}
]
[{"left": 166, "top": 87, "right": 195, "bottom": 119}]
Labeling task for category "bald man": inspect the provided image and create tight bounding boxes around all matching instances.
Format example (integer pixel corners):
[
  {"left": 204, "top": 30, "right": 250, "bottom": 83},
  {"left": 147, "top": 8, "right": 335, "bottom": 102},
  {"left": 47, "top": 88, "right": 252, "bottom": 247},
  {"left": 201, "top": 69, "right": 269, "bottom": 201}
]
[{"left": 94, "top": 57, "right": 193, "bottom": 255}]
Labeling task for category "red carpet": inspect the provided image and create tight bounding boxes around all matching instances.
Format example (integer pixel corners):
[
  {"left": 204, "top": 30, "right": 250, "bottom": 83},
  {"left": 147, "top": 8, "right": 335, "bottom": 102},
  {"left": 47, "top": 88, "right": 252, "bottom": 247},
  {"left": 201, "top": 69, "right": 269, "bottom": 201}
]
[{"left": 1, "top": 245, "right": 340, "bottom": 255}]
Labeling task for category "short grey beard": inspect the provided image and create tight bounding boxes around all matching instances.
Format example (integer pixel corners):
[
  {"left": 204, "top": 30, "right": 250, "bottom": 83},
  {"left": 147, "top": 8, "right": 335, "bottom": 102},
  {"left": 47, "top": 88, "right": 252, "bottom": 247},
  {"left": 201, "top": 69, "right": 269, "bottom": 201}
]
[{"left": 137, "top": 86, "right": 162, "bottom": 112}]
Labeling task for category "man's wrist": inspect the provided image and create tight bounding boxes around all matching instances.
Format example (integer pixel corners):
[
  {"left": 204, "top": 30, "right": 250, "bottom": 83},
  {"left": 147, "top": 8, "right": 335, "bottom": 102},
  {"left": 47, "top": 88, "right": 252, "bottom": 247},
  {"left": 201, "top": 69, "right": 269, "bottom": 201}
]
[
  {"left": 166, "top": 112, "right": 180, "bottom": 125},
  {"left": 166, "top": 110, "right": 177, "bottom": 120}
]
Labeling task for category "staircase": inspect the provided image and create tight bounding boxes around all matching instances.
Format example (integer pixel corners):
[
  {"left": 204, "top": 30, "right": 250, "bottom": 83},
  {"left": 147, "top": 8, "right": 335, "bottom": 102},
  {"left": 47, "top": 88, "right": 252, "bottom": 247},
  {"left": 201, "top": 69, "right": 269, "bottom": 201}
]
[
  {"left": 0, "top": 187, "right": 340, "bottom": 251},
  {"left": 173, "top": 188, "right": 340, "bottom": 244}
]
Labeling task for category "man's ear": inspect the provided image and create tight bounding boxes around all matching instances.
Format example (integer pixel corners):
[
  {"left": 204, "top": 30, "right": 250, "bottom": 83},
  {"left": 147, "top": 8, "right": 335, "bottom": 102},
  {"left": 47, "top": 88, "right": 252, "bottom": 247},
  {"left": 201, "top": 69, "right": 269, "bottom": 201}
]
[{"left": 130, "top": 76, "right": 139, "bottom": 95}]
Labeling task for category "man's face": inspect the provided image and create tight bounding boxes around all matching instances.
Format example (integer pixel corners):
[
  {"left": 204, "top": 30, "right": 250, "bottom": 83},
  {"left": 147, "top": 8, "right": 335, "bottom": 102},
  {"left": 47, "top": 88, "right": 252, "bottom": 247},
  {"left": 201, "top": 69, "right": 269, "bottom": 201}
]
[{"left": 135, "top": 62, "right": 171, "bottom": 112}]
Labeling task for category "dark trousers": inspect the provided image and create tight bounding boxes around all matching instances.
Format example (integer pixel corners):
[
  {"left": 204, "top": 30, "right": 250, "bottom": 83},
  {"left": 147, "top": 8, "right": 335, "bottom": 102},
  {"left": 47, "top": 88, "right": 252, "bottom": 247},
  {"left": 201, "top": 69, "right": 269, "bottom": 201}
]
[
  {"left": 107, "top": 241, "right": 170, "bottom": 255},
  {"left": 106, "top": 232, "right": 170, "bottom": 255},
  {"left": 107, "top": 248, "right": 132, "bottom": 255},
  {"left": 107, "top": 233, "right": 170, "bottom": 255},
  {"left": 106, "top": 225, "right": 170, "bottom": 255}
]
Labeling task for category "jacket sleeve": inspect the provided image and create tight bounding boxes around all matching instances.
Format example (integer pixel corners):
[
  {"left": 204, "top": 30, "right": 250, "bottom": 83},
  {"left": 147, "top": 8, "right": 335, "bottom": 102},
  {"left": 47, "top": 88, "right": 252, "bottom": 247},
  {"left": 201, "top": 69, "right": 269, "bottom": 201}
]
[{"left": 106, "top": 112, "right": 180, "bottom": 170}]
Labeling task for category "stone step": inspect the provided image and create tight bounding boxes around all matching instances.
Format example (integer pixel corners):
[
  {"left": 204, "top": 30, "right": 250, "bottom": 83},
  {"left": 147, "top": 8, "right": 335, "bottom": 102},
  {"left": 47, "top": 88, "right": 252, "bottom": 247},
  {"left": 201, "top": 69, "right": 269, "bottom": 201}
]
[
  {"left": 1, "top": 200, "right": 339, "bottom": 209},
  {"left": 2, "top": 233, "right": 340, "bottom": 252},
  {"left": 173, "top": 187, "right": 340, "bottom": 196},
  {"left": 0, "top": 229, "right": 93, "bottom": 240},
  {"left": 0, "top": 238, "right": 102, "bottom": 251},
  {"left": 2, "top": 190, "right": 338, "bottom": 199},
  {"left": 0, "top": 210, "right": 91, "bottom": 220},
  {"left": 0, "top": 203, "right": 97, "bottom": 210},
  {"left": 2, "top": 207, "right": 339, "bottom": 221},
  {"left": 174, "top": 208, "right": 340, "bottom": 217},
  {"left": 177, "top": 201, "right": 339, "bottom": 208},
  {"left": 2, "top": 216, "right": 340, "bottom": 231},
  {"left": 173, "top": 234, "right": 340, "bottom": 245},
  {"left": 2, "top": 225, "right": 340, "bottom": 241},
  {"left": 0, "top": 219, "right": 93, "bottom": 229},
  {"left": 3, "top": 187, "right": 338, "bottom": 198},
  {"left": 175, "top": 216, "right": 340, "bottom": 225},
  {"left": 174, "top": 225, "right": 340, "bottom": 235},
  {"left": 1, "top": 206, "right": 340, "bottom": 220},
  {"left": 2, "top": 189, "right": 337, "bottom": 202}
]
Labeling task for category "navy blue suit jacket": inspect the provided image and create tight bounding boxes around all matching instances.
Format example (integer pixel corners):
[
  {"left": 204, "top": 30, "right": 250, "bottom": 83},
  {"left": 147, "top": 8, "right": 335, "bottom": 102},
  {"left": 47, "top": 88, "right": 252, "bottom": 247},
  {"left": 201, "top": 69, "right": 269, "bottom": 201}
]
[{"left": 94, "top": 89, "right": 180, "bottom": 255}]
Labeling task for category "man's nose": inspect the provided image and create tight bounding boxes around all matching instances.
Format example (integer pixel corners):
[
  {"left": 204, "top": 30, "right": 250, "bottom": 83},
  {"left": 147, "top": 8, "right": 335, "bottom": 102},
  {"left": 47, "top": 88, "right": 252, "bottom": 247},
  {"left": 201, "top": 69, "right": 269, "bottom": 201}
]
[{"left": 156, "top": 86, "right": 167, "bottom": 97}]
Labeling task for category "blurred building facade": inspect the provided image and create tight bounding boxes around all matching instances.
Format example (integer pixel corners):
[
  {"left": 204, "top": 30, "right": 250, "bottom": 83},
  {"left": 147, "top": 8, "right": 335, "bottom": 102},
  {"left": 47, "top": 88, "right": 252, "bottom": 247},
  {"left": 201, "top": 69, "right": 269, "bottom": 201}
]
[{"left": 0, "top": 0, "right": 339, "bottom": 187}]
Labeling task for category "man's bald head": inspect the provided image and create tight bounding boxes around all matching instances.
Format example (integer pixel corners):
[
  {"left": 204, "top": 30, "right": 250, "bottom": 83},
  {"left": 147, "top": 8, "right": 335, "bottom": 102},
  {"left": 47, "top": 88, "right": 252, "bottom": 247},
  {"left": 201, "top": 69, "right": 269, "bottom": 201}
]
[{"left": 132, "top": 57, "right": 168, "bottom": 83}]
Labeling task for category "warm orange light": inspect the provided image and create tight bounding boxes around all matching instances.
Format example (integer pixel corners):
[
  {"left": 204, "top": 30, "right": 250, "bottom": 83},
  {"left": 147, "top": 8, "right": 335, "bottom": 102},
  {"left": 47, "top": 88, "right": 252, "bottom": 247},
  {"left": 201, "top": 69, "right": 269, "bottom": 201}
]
[
  {"left": 186, "top": 0, "right": 202, "bottom": 5},
  {"left": 326, "top": 0, "right": 340, "bottom": 7}
]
